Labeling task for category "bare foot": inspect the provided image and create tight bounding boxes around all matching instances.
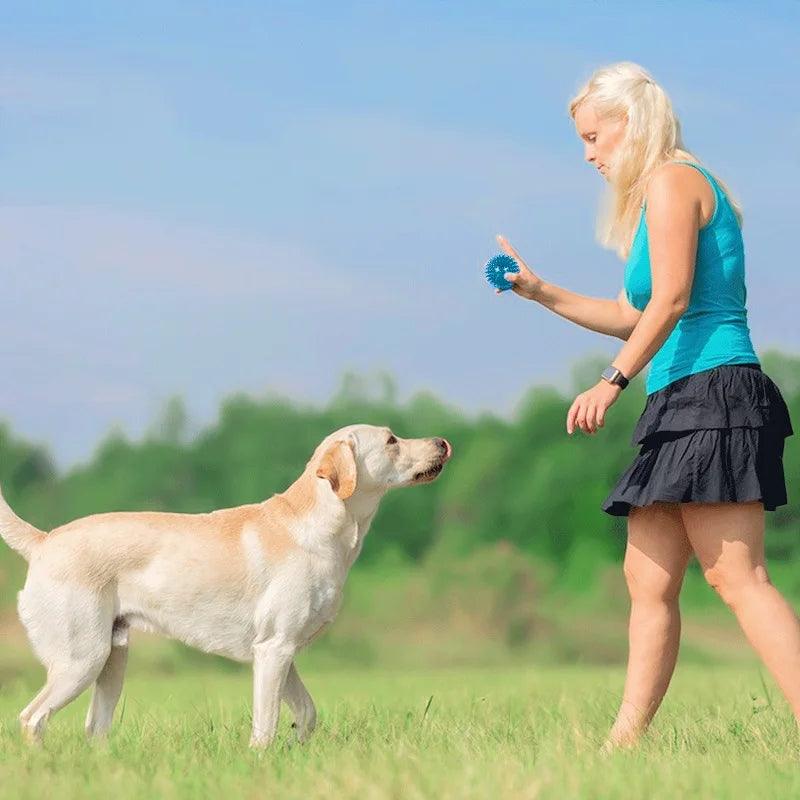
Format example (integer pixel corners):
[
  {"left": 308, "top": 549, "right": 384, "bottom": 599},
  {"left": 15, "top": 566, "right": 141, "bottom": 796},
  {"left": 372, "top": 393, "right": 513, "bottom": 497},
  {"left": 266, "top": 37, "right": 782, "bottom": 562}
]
[{"left": 599, "top": 728, "right": 645, "bottom": 754}]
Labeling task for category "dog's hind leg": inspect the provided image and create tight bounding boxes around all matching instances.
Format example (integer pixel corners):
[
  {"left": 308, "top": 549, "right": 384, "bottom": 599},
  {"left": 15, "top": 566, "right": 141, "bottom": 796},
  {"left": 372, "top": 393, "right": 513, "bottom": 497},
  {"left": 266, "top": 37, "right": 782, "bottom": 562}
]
[
  {"left": 85, "top": 622, "right": 129, "bottom": 738},
  {"left": 18, "top": 685, "right": 52, "bottom": 730},
  {"left": 17, "top": 578, "right": 114, "bottom": 744},
  {"left": 282, "top": 661, "right": 317, "bottom": 742},
  {"left": 23, "top": 655, "right": 110, "bottom": 744}
]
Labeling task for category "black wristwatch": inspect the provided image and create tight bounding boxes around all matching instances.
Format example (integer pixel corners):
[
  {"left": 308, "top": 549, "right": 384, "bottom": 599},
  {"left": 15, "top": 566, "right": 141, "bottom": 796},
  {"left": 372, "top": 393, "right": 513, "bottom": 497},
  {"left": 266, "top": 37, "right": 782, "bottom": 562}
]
[{"left": 600, "top": 365, "right": 629, "bottom": 389}]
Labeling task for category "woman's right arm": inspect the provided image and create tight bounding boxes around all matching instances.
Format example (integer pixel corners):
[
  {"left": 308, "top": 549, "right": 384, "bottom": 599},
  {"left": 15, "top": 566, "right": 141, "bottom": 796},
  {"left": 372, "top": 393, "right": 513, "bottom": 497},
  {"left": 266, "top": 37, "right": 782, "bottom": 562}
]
[
  {"left": 534, "top": 284, "right": 641, "bottom": 341},
  {"left": 496, "top": 235, "right": 641, "bottom": 341}
]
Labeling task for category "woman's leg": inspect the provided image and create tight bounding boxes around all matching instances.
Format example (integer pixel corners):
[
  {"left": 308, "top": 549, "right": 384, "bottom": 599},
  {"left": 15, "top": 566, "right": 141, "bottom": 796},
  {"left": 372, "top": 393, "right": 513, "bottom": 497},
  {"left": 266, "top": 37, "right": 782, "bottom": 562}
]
[
  {"left": 680, "top": 500, "right": 800, "bottom": 721},
  {"left": 605, "top": 501, "right": 694, "bottom": 748}
]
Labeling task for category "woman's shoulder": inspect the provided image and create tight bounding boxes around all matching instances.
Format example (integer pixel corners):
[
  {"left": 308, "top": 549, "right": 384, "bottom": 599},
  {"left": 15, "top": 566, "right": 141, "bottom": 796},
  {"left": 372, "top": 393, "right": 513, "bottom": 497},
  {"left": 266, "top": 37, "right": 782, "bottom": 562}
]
[
  {"left": 646, "top": 160, "right": 711, "bottom": 198},
  {"left": 642, "top": 161, "right": 716, "bottom": 227}
]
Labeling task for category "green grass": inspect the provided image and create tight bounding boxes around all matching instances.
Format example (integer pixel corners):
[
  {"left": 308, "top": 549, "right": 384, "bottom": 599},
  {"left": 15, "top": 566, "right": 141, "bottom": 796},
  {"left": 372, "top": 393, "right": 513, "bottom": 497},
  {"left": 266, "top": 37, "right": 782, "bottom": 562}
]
[{"left": 1, "top": 662, "right": 798, "bottom": 799}]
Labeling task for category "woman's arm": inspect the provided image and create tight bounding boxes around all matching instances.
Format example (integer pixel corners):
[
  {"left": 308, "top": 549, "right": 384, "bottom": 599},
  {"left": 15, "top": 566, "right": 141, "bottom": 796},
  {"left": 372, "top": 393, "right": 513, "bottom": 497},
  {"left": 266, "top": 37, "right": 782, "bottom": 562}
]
[
  {"left": 533, "top": 282, "right": 642, "bottom": 340},
  {"left": 496, "top": 236, "right": 642, "bottom": 340},
  {"left": 606, "top": 164, "right": 702, "bottom": 382},
  {"left": 566, "top": 165, "right": 703, "bottom": 435}
]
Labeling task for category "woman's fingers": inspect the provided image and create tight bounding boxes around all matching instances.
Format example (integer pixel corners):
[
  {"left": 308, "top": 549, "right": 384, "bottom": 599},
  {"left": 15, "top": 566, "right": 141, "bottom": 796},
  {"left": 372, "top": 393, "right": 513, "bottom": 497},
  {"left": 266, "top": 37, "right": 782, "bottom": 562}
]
[
  {"left": 493, "top": 235, "right": 546, "bottom": 301},
  {"left": 567, "top": 396, "right": 602, "bottom": 434},
  {"left": 568, "top": 388, "right": 615, "bottom": 435},
  {"left": 587, "top": 402, "right": 607, "bottom": 434},
  {"left": 496, "top": 234, "right": 525, "bottom": 268},
  {"left": 496, "top": 234, "right": 541, "bottom": 298},
  {"left": 567, "top": 397, "right": 581, "bottom": 434}
]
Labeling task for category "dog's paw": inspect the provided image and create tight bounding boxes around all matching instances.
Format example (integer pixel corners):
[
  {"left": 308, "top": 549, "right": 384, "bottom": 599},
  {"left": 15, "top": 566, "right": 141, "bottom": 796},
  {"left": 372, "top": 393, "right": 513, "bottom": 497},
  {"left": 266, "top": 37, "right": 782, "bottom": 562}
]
[
  {"left": 249, "top": 735, "right": 273, "bottom": 750},
  {"left": 20, "top": 722, "right": 45, "bottom": 747},
  {"left": 250, "top": 727, "right": 287, "bottom": 750}
]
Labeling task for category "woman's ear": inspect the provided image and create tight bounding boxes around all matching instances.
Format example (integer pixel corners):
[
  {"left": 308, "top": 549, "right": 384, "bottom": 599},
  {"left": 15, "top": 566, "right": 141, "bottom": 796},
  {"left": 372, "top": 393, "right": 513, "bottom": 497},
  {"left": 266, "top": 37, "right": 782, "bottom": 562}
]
[{"left": 315, "top": 439, "right": 357, "bottom": 500}]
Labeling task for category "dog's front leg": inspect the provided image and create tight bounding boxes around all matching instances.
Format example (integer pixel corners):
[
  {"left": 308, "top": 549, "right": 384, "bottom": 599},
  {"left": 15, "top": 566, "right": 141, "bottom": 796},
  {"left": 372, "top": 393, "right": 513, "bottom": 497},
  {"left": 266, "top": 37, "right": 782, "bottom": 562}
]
[
  {"left": 283, "top": 661, "right": 317, "bottom": 742},
  {"left": 250, "top": 639, "right": 295, "bottom": 749}
]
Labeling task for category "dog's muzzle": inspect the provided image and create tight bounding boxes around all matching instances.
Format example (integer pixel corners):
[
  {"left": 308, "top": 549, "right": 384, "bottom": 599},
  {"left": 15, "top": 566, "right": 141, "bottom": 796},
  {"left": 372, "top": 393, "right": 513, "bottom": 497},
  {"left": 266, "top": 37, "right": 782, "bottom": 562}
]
[{"left": 412, "top": 438, "right": 452, "bottom": 483}]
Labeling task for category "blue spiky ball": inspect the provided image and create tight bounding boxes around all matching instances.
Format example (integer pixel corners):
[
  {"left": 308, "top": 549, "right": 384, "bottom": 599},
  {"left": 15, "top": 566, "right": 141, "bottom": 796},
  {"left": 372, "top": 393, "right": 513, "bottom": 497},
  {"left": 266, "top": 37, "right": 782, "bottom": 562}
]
[{"left": 484, "top": 253, "right": 520, "bottom": 291}]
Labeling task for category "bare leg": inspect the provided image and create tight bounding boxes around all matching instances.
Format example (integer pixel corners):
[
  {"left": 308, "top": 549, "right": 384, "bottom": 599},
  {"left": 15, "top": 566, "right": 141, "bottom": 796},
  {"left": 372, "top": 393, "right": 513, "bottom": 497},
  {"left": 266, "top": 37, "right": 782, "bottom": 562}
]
[
  {"left": 250, "top": 639, "right": 294, "bottom": 748},
  {"left": 85, "top": 643, "right": 129, "bottom": 738},
  {"left": 282, "top": 661, "right": 317, "bottom": 742},
  {"left": 681, "top": 500, "right": 800, "bottom": 721},
  {"left": 605, "top": 501, "right": 693, "bottom": 749}
]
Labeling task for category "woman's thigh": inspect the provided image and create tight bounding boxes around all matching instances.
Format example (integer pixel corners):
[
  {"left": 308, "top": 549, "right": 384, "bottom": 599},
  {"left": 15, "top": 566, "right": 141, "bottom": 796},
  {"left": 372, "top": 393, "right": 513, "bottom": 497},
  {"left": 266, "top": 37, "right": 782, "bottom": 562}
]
[
  {"left": 624, "top": 502, "right": 694, "bottom": 600},
  {"left": 678, "top": 500, "right": 767, "bottom": 588}
]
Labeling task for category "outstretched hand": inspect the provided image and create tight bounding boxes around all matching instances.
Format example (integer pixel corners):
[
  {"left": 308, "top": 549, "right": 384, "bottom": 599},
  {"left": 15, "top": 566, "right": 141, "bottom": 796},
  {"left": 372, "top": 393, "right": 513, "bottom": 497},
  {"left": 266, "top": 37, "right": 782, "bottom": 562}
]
[{"left": 495, "top": 235, "right": 545, "bottom": 300}]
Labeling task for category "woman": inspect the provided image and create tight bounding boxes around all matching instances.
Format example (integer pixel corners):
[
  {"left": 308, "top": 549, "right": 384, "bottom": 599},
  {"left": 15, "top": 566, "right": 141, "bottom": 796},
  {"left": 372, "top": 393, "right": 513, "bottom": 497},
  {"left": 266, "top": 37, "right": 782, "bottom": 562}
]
[{"left": 496, "top": 61, "right": 796, "bottom": 750}]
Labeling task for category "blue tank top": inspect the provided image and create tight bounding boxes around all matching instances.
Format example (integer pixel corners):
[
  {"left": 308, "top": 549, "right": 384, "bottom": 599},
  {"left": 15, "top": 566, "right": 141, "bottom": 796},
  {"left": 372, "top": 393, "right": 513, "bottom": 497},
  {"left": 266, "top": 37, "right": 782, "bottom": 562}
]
[{"left": 623, "top": 160, "right": 759, "bottom": 395}]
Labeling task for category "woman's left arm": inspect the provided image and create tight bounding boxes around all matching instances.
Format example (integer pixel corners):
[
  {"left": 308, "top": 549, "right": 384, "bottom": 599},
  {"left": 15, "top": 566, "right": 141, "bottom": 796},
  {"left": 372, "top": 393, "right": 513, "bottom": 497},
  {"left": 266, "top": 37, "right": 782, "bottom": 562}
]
[{"left": 567, "top": 166, "right": 703, "bottom": 435}]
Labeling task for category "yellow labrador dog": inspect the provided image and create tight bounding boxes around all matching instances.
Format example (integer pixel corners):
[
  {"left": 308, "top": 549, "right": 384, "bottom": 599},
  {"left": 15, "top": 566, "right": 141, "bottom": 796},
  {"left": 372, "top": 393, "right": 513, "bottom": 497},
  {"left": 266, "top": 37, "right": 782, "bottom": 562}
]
[{"left": 0, "top": 424, "right": 452, "bottom": 747}]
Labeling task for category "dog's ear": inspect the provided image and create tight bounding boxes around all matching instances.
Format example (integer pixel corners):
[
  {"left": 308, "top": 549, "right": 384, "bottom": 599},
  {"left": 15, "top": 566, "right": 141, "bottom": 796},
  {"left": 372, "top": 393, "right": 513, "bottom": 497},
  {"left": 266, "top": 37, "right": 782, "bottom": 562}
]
[{"left": 315, "top": 439, "right": 357, "bottom": 500}]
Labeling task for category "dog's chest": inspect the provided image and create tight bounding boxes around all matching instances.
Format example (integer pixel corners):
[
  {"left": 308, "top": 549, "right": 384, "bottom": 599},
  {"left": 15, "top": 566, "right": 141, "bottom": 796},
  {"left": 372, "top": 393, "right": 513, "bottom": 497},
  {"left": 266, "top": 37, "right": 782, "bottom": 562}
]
[{"left": 298, "top": 577, "right": 343, "bottom": 647}]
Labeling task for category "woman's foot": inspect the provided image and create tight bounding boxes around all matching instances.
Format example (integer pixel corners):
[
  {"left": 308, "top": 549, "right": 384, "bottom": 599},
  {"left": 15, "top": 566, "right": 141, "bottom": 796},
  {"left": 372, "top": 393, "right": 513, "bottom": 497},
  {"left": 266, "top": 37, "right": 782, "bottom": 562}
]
[{"left": 599, "top": 725, "right": 646, "bottom": 754}]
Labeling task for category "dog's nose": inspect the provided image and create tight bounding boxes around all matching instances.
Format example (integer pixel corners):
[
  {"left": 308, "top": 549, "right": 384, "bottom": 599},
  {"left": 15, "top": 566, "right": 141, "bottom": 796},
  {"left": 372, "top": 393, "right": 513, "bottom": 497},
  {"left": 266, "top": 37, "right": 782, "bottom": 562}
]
[{"left": 436, "top": 438, "right": 452, "bottom": 458}]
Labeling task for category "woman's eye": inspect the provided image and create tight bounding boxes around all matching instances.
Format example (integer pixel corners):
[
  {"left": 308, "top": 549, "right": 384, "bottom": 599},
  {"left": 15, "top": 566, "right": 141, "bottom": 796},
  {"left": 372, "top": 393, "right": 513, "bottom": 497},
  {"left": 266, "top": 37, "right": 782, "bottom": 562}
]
[{"left": 387, "top": 435, "right": 397, "bottom": 445}]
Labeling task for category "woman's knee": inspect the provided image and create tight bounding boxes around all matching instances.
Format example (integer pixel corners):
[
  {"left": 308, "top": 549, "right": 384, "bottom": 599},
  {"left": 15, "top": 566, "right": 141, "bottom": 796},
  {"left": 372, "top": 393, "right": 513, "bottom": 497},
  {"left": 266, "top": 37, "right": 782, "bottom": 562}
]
[
  {"left": 702, "top": 561, "right": 771, "bottom": 608},
  {"left": 622, "top": 557, "right": 684, "bottom": 604}
]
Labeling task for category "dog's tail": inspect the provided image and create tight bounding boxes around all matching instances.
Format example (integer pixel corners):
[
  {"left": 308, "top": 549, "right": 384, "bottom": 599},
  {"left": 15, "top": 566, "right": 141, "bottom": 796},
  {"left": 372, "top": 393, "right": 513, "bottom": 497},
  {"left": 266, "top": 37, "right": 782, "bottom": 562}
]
[{"left": 0, "top": 485, "right": 45, "bottom": 561}]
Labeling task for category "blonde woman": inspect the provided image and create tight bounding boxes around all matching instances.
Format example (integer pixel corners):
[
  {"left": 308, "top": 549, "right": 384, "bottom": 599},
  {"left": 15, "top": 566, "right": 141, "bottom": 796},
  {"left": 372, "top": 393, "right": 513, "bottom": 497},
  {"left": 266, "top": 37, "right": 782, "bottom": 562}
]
[{"left": 497, "top": 61, "right": 796, "bottom": 749}]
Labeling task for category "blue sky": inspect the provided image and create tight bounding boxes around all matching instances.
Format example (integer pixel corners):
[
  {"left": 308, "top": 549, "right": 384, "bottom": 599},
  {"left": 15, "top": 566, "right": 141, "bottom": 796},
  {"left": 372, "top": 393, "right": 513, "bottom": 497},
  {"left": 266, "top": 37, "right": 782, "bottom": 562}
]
[{"left": 3, "top": 1, "right": 799, "bottom": 467}]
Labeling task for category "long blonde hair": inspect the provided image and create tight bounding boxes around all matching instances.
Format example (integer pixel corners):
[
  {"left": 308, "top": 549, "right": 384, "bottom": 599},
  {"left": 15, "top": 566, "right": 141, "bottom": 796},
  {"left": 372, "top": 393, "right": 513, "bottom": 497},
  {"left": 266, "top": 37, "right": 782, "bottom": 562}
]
[{"left": 568, "top": 61, "right": 743, "bottom": 260}]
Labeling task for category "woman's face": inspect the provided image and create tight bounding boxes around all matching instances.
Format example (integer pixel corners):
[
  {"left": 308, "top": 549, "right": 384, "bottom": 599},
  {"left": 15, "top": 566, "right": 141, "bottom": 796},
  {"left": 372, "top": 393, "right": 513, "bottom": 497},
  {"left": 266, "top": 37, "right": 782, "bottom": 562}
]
[{"left": 573, "top": 102, "right": 627, "bottom": 181}]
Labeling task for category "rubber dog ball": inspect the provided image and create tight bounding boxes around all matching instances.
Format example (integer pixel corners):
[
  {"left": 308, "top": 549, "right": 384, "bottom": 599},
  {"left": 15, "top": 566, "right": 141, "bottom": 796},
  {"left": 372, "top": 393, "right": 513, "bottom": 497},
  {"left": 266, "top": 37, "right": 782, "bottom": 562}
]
[{"left": 484, "top": 253, "right": 520, "bottom": 291}]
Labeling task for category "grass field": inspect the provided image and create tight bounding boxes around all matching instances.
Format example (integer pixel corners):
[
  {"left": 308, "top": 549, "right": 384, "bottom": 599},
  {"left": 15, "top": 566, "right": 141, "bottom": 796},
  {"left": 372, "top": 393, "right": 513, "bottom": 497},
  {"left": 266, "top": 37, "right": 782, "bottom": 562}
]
[{"left": 1, "top": 659, "right": 799, "bottom": 799}]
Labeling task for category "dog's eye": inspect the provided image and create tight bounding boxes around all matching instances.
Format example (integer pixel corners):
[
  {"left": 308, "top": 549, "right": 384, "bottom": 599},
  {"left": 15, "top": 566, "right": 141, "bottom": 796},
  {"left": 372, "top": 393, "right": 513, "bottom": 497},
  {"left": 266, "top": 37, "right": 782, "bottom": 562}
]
[{"left": 386, "top": 434, "right": 397, "bottom": 445}]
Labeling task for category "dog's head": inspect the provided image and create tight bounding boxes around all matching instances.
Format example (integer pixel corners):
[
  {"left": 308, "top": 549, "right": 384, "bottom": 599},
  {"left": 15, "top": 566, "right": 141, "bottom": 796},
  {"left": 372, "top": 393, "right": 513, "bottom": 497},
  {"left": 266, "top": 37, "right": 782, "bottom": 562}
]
[{"left": 313, "top": 424, "right": 452, "bottom": 500}]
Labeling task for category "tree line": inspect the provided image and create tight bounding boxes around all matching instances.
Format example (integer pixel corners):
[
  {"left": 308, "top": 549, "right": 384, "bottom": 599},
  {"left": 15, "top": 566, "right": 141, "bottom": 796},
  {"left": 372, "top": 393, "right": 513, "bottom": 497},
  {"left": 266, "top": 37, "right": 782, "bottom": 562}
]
[{"left": 0, "top": 351, "right": 797, "bottom": 605}]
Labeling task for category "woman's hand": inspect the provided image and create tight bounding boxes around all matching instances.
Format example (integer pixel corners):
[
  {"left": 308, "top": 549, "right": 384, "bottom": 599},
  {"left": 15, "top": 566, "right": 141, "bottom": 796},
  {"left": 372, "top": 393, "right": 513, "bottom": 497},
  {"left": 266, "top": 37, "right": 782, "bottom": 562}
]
[
  {"left": 566, "top": 379, "right": 622, "bottom": 435},
  {"left": 495, "top": 235, "right": 545, "bottom": 300}
]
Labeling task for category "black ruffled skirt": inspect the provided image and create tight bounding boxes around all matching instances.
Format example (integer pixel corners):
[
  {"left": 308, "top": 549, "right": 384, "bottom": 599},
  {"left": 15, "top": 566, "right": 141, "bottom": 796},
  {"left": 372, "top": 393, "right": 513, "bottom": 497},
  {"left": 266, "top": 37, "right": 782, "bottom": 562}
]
[{"left": 602, "top": 363, "right": 794, "bottom": 516}]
